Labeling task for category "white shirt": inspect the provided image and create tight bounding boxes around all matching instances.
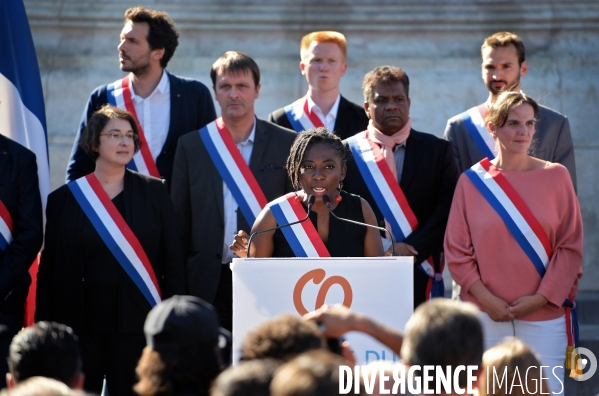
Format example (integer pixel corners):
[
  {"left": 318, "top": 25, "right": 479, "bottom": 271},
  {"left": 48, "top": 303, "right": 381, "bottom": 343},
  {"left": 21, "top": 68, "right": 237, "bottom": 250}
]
[
  {"left": 128, "top": 70, "right": 171, "bottom": 160},
  {"left": 306, "top": 93, "right": 341, "bottom": 132},
  {"left": 222, "top": 120, "right": 256, "bottom": 264}
]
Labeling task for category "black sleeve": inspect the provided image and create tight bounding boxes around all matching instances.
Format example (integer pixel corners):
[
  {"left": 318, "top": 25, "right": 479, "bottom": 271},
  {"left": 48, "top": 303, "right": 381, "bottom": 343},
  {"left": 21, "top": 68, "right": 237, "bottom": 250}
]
[
  {"left": 0, "top": 153, "right": 43, "bottom": 301},
  {"left": 157, "top": 181, "right": 187, "bottom": 297},
  {"left": 404, "top": 141, "right": 459, "bottom": 263},
  {"left": 35, "top": 191, "right": 60, "bottom": 322}
]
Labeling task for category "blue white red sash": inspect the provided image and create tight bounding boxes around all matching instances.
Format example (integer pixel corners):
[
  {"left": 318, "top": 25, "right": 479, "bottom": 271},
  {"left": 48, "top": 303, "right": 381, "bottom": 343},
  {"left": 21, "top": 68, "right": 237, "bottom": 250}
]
[
  {"left": 283, "top": 96, "right": 325, "bottom": 132},
  {"left": 460, "top": 104, "right": 497, "bottom": 160},
  {"left": 347, "top": 131, "right": 444, "bottom": 298},
  {"left": 465, "top": 158, "right": 552, "bottom": 276},
  {"left": 0, "top": 200, "right": 13, "bottom": 251},
  {"left": 199, "top": 118, "right": 268, "bottom": 226},
  {"left": 106, "top": 75, "right": 161, "bottom": 178},
  {"left": 68, "top": 173, "right": 162, "bottom": 307},
  {"left": 423, "top": 254, "right": 445, "bottom": 300},
  {"left": 268, "top": 193, "right": 331, "bottom": 257},
  {"left": 466, "top": 158, "right": 577, "bottom": 351}
]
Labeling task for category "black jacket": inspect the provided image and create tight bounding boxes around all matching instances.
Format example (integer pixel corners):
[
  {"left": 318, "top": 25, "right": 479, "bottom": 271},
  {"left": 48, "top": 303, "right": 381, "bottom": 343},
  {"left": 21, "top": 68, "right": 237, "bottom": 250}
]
[
  {"left": 171, "top": 119, "right": 296, "bottom": 303},
  {"left": 0, "top": 135, "right": 43, "bottom": 313},
  {"left": 268, "top": 95, "right": 368, "bottom": 140},
  {"left": 343, "top": 130, "right": 459, "bottom": 306},
  {"left": 36, "top": 169, "right": 186, "bottom": 333}
]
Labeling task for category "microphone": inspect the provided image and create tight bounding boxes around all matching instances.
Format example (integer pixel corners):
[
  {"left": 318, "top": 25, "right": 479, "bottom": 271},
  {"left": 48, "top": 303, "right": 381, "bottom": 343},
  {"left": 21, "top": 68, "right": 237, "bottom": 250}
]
[
  {"left": 246, "top": 195, "right": 316, "bottom": 258},
  {"left": 322, "top": 195, "right": 396, "bottom": 256}
]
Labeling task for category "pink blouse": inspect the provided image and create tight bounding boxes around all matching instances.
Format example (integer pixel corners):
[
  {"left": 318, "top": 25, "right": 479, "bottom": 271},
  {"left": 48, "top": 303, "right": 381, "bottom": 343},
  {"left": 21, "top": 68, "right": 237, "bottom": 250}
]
[{"left": 444, "top": 162, "right": 583, "bottom": 321}]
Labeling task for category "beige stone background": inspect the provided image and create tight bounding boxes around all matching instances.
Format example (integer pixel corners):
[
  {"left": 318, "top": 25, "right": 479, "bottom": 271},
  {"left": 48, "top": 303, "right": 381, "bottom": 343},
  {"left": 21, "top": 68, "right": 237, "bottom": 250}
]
[{"left": 20, "top": 1, "right": 599, "bottom": 392}]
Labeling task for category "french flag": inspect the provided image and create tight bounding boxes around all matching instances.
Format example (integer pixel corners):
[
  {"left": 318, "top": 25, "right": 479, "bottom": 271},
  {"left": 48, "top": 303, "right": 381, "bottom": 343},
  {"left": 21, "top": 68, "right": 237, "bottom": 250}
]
[{"left": 0, "top": 0, "right": 50, "bottom": 326}]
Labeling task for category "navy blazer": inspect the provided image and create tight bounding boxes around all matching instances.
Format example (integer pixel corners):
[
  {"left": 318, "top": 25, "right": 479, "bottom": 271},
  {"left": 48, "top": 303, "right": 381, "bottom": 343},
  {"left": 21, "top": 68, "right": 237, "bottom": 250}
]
[
  {"left": 0, "top": 135, "right": 43, "bottom": 313},
  {"left": 171, "top": 118, "right": 296, "bottom": 303},
  {"left": 66, "top": 71, "right": 216, "bottom": 185},
  {"left": 343, "top": 130, "right": 459, "bottom": 307},
  {"left": 268, "top": 95, "right": 368, "bottom": 140}
]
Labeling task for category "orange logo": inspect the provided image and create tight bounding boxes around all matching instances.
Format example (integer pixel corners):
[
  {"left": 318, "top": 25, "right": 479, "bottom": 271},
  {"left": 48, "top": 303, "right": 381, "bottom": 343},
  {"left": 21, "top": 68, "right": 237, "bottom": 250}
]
[{"left": 293, "top": 269, "right": 353, "bottom": 316}]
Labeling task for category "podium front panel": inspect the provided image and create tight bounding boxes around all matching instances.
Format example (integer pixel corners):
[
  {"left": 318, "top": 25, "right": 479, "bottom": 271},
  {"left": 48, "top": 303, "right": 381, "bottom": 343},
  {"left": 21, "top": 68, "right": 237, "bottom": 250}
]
[{"left": 231, "top": 257, "right": 413, "bottom": 364}]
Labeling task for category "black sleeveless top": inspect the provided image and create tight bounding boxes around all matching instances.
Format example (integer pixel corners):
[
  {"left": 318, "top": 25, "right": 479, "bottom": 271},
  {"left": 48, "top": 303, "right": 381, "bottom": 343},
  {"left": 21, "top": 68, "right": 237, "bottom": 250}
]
[{"left": 272, "top": 190, "right": 367, "bottom": 257}]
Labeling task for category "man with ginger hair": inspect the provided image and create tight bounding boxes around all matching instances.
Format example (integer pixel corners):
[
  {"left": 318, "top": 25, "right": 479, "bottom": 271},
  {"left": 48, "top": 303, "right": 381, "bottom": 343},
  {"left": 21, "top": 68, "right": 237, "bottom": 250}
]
[
  {"left": 268, "top": 31, "right": 368, "bottom": 139},
  {"left": 444, "top": 31, "right": 576, "bottom": 189}
]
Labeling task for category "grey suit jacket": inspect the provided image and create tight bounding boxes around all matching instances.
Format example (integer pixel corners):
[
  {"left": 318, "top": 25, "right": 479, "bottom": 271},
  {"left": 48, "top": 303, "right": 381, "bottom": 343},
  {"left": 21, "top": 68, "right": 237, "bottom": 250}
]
[
  {"left": 171, "top": 118, "right": 296, "bottom": 303},
  {"left": 444, "top": 104, "right": 577, "bottom": 191}
]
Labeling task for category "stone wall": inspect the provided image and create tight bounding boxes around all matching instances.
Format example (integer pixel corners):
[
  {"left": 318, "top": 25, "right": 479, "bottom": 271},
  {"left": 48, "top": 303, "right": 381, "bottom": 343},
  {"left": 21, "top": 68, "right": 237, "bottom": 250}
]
[{"left": 24, "top": 0, "right": 599, "bottom": 290}]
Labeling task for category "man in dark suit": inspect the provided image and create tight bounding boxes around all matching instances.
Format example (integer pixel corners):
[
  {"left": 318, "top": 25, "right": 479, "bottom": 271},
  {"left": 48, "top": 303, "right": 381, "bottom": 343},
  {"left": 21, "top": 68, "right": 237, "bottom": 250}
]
[
  {"left": 66, "top": 6, "right": 215, "bottom": 185},
  {"left": 444, "top": 31, "right": 576, "bottom": 190},
  {"left": 268, "top": 31, "right": 368, "bottom": 140},
  {"left": 0, "top": 134, "right": 43, "bottom": 386},
  {"left": 343, "top": 66, "right": 458, "bottom": 308},
  {"left": 171, "top": 51, "right": 296, "bottom": 331}
]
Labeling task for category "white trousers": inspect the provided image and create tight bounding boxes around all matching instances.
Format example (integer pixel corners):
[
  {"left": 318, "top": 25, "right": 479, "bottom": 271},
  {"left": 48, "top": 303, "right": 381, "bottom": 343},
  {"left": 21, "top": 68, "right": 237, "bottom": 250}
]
[{"left": 479, "top": 312, "right": 567, "bottom": 396}]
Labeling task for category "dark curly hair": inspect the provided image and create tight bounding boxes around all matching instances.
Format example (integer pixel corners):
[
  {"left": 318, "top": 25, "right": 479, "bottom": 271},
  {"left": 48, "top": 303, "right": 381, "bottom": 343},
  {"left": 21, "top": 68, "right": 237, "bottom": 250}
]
[
  {"left": 362, "top": 65, "right": 410, "bottom": 103},
  {"left": 124, "top": 7, "right": 179, "bottom": 69},
  {"left": 286, "top": 127, "right": 348, "bottom": 191},
  {"left": 80, "top": 104, "right": 141, "bottom": 161}
]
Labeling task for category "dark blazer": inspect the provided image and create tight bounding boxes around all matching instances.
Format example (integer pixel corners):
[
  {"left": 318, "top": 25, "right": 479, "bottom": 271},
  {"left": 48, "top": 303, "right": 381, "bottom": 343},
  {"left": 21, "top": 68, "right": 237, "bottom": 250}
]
[
  {"left": 0, "top": 135, "right": 43, "bottom": 313},
  {"left": 343, "top": 130, "right": 459, "bottom": 307},
  {"left": 444, "top": 104, "right": 577, "bottom": 191},
  {"left": 171, "top": 118, "right": 296, "bottom": 303},
  {"left": 66, "top": 71, "right": 216, "bottom": 185},
  {"left": 35, "top": 170, "right": 186, "bottom": 334},
  {"left": 268, "top": 95, "right": 369, "bottom": 140}
]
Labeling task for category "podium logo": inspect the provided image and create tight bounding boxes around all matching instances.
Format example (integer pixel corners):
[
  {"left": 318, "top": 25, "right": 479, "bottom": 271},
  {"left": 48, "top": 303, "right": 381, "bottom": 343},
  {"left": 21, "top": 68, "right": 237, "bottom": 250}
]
[
  {"left": 293, "top": 269, "right": 353, "bottom": 315},
  {"left": 569, "top": 347, "right": 597, "bottom": 381}
]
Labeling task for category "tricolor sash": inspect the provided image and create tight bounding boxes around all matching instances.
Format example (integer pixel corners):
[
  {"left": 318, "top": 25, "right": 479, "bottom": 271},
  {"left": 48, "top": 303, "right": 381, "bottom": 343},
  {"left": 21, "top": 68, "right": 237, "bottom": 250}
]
[
  {"left": 268, "top": 193, "right": 331, "bottom": 257},
  {"left": 465, "top": 158, "right": 578, "bottom": 357},
  {"left": 459, "top": 104, "right": 497, "bottom": 160},
  {"left": 199, "top": 118, "right": 268, "bottom": 226},
  {"left": 0, "top": 200, "right": 13, "bottom": 251},
  {"left": 465, "top": 158, "right": 552, "bottom": 276},
  {"left": 347, "top": 131, "right": 444, "bottom": 298},
  {"left": 68, "top": 174, "right": 162, "bottom": 307},
  {"left": 283, "top": 96, "right": 325, "bottom": 132},
  {"left": 106, "top": 76, "right": 160, "bottom": 178}
]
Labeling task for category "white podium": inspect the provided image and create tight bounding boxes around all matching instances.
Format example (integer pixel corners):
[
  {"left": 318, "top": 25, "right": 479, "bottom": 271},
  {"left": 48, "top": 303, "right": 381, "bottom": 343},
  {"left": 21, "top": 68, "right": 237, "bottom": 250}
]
[{"left": 231, "top": 256, "right": 413, "bottom": 364}]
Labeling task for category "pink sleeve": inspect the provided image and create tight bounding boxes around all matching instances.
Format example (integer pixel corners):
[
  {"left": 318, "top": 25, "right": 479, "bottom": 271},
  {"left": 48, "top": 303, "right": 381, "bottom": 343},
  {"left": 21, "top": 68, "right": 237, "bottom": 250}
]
[
  {"left": 536, "top": 168, "right": 583, "bottom": 308},
  {"left": 444, "top": 176, "right": 481, "bottom": 293}
]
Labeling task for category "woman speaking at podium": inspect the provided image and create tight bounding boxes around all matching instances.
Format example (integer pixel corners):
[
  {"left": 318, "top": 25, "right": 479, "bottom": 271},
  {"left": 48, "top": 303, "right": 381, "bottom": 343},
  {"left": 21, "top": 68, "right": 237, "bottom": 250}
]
[{"left": 231, "top": 127, "right": 383, "bottom": 258}]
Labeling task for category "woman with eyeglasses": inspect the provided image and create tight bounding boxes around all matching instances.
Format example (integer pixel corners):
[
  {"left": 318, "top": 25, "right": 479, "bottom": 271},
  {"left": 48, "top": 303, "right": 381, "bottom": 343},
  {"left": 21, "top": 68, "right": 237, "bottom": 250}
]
[
  {"left": 444, "top": 92, "right": 582, "bottom": 395},
  {"left": 36, "top": 104, "right": 186, "bottom": 396}
]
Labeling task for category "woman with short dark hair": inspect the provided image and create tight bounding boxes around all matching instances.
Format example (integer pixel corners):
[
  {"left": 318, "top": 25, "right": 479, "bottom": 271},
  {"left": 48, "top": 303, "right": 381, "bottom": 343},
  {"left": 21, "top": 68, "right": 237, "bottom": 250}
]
[{"left": 36, "top": 104, "right": 186, "bottom": 396}]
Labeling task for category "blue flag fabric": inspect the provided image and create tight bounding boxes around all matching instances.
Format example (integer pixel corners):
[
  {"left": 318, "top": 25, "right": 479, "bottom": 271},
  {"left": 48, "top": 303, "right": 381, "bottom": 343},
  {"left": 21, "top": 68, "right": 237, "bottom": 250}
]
[{"left": 0, "top": 0, "right": 50, "bottom": 205}]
